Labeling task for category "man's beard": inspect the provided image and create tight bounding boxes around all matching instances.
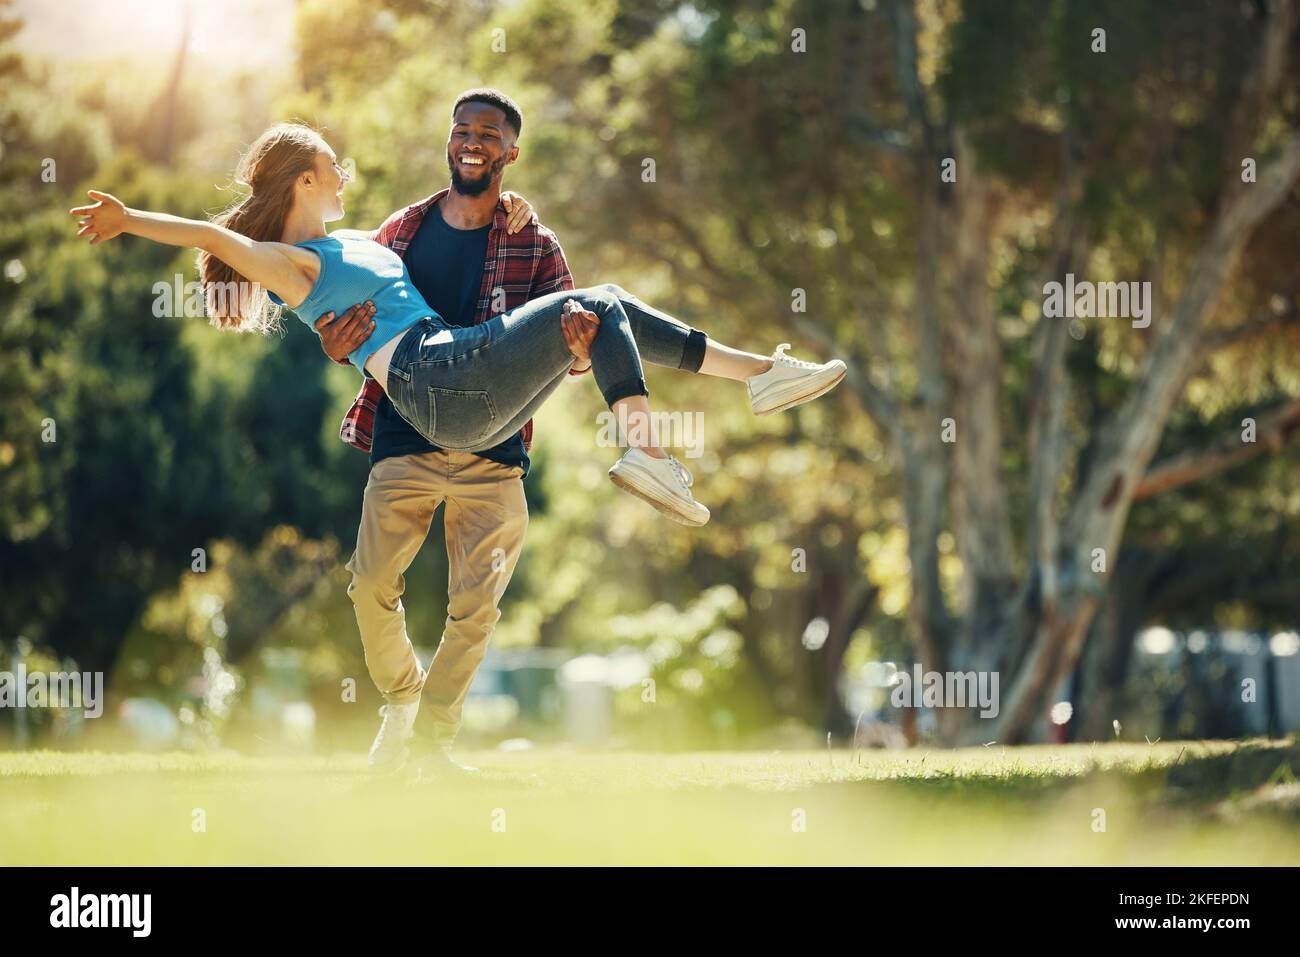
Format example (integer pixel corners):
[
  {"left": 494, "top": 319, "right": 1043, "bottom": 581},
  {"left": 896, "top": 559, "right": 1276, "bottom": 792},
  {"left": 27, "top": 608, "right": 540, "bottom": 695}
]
[{"left": 448, "top": 154, "right": 507, "bottom": 196}]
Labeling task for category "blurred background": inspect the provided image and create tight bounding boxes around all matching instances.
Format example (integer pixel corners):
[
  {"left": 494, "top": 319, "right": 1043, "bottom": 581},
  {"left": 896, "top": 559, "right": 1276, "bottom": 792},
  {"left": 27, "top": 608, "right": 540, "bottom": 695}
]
[{"left": 2, "top": 0, "right": 1298, "bottom": 756}]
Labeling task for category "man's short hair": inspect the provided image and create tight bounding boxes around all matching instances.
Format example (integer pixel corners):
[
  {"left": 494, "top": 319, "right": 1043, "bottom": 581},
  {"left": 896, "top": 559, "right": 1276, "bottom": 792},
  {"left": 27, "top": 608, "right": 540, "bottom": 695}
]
[{"left": 452, "top": 88, "right": 523, "bottom": 137}]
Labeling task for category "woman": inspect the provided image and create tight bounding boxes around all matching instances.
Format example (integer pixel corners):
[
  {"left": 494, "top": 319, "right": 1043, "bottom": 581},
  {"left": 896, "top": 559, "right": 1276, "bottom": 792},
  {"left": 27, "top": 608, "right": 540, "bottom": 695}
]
[{"left": 70, "top": 123, "right": 846, "bottom": 525}]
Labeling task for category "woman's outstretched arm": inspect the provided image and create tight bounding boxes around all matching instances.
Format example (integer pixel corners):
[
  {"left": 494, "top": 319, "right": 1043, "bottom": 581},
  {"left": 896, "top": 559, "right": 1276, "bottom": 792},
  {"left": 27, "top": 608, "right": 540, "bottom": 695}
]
[{"left": 69, "top": 190, "right": 314, "bottom": 307}]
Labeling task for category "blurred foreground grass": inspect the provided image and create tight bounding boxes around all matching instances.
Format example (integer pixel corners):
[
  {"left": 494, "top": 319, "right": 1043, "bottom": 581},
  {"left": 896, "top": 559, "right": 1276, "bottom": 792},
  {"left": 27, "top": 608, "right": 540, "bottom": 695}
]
[{"left": 1, "top": 738, "right": 1297, "bottom": 865}]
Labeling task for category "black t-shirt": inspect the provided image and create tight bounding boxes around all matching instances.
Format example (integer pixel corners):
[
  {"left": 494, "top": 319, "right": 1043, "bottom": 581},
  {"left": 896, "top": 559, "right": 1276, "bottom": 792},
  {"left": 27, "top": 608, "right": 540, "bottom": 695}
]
[{"left": 369, "top": 205, "right": 529, "bottom": 474}]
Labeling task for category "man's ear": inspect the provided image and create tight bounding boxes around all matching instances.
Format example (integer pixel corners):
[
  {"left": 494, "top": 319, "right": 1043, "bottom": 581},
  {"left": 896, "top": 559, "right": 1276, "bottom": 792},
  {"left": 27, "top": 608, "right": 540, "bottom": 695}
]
[{"left": 505, "top": 144, "right": 519, "bottom": 166}]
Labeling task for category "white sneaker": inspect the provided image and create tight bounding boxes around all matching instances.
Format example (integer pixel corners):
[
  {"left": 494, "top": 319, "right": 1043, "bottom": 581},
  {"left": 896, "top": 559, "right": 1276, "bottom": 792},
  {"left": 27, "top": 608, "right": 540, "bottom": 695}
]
[
  {"left": 367, "top": 701, "right": 419, "bottom": 773},
  {"left": 747, "top": 343, "right": 847, "bottom": 416},
  {"left": 608, "top": 447, "right": 710, "bottom": 526},
  {"left": 411, "top": 746, "right": 481, "bottom": 780}
]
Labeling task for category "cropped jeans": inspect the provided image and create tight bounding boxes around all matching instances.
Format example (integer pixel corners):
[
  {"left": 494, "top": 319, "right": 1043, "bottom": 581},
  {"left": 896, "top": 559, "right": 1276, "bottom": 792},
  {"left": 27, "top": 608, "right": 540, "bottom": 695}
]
[{"left": 384, "top": 283, "right": 708, "bottom": 453}]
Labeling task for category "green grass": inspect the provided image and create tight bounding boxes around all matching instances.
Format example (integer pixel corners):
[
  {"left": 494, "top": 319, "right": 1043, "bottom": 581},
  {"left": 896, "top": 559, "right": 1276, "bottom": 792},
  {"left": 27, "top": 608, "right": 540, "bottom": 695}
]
[{"left": 1, "top": 738, "right": 1297, "bottom": 865}]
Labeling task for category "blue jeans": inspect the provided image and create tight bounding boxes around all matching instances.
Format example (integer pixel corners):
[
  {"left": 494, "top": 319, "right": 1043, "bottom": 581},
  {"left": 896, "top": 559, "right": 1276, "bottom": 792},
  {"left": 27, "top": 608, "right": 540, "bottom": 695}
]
[{"left": 385, "top": 284, "right": 708, "bottom": 453}]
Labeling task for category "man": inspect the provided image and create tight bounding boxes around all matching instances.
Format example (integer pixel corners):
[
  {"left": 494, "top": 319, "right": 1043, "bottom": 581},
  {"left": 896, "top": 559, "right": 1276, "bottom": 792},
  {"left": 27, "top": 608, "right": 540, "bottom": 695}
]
[{"left": 317, "top": 88, "right": 597, "bottom": 775}]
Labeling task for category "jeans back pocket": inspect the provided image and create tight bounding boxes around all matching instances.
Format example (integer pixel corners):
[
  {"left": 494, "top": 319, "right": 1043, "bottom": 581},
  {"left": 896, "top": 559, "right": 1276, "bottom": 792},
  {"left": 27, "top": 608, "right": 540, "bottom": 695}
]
[{"left": 428, "top": 388, "right": 498, "bottom": 450}]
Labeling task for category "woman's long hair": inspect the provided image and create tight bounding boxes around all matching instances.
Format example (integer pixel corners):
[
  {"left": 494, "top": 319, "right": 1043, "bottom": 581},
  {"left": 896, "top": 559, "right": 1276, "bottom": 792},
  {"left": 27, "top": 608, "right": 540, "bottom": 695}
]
[{"left": 198, "top": 123, "right": 324, "bottom": 333}]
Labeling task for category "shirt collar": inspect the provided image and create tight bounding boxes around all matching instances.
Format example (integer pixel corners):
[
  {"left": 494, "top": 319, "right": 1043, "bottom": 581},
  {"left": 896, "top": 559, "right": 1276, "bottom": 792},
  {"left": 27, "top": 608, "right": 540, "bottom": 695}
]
[{"left": 416, "top": 187, "right": 510, "bottom": 232}]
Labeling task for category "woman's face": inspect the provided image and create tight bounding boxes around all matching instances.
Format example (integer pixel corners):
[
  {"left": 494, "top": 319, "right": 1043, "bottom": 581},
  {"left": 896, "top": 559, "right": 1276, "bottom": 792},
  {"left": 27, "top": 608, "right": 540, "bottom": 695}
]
[{"left": 305, "top": 146, "right": 350, "bottom": 222}]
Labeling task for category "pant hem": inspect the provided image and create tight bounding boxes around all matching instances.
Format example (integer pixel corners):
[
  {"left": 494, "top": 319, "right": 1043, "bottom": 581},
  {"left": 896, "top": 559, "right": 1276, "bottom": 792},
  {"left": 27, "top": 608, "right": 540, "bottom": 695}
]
[
  {"left": 681, "top": 329, "right": 708, "bottom": 372},
  {"left": 602, "top": 377, "right": 649, "bottom": 406},
  {"left": 413, "top": 727, "right": 457, "bottom": 749},
  {"left": 383, "top": 692, "right": 423, "bottom": 707}
]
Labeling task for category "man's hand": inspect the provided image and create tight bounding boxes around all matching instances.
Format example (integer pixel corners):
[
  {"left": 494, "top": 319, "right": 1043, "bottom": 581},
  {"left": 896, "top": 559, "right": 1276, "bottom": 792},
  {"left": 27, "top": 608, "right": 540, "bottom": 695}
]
[
  {"left": 501, "top": 191, "right": 538, "bottom": 235},
  {"left": 314, "top": 301, "right": 376, "bottom": 363},
  {"left": 561, "top": 299, "right": 599, "bottom": 371}
]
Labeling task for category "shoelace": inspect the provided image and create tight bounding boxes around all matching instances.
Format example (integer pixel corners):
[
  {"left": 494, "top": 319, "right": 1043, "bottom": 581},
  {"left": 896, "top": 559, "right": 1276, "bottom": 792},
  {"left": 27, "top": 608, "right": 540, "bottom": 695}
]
[
  {"left": 773, "top": 343, "right": 823, "bottom": 371},
  {"left": 667, "top": 454, "right": 694, "bottom": 491},
  {"left": 375, "top": 704, "right": 410, "bottom": 741},
  {"left": 373, "top": 706, "right": 395, "bottom": 746}
]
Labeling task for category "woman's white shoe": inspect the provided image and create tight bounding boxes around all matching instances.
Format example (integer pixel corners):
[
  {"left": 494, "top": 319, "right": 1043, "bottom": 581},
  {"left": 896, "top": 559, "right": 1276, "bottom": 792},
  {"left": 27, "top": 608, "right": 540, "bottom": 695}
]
[
  {"left": 608, "top": 447, "right": 710, "bottom": 526},
  {"left": 747, "top": 343, "right": 847, "bottom": 415}
]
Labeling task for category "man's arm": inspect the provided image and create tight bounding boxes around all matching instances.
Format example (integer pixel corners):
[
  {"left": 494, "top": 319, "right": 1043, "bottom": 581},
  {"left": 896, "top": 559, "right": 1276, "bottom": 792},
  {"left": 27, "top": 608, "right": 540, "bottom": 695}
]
[
  {"left": 534, "top": 229, "right": 575, "bottom": 296},
  {"left": 561, "top": 299, "right": 599, "bottom": 369}
]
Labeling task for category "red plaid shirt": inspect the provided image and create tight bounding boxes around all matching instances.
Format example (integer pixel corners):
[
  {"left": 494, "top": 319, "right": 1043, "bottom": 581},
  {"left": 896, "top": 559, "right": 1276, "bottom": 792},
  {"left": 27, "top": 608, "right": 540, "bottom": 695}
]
[{"left": 337, "top": 188, "right": 578, "bottom": 453}]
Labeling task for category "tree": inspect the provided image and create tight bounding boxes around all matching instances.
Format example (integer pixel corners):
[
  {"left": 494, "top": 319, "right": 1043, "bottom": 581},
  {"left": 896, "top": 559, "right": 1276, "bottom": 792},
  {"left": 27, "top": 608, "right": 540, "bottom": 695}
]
[{"left": 493, "top": 0, "right": 1300, "bottom": 742}]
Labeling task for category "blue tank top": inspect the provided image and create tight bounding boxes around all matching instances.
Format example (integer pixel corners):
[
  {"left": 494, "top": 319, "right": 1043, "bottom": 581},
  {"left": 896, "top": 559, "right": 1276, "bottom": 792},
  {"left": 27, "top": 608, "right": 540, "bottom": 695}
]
[{"left": 270, "top": 235, "right": 445, "bottom": 372}]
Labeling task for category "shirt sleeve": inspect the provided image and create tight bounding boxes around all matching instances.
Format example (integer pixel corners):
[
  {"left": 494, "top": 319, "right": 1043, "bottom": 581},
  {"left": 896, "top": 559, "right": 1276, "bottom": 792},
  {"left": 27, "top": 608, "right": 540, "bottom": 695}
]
[
  {"left": 533, "top": 233, "right": 590, "bottom": 375},
  {"left": 374, "top": 210, "right": 405, "bottom": 248},
  {"left": 534, "top": 232, "right": 575, "bottom": 296}
]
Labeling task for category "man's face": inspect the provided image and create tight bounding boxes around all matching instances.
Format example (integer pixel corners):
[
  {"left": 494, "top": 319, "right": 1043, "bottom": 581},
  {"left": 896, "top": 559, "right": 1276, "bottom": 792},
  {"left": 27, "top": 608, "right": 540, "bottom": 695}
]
[{"left": 446, "top": 102, "right": 518, "bottom": 196}]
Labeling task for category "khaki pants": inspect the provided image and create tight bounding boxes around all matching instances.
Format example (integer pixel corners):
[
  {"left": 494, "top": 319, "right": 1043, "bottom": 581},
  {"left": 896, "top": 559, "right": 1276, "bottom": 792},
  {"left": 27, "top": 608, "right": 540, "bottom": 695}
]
[{"left": 346, "top": 450, "right": 528, "bottom": 746}]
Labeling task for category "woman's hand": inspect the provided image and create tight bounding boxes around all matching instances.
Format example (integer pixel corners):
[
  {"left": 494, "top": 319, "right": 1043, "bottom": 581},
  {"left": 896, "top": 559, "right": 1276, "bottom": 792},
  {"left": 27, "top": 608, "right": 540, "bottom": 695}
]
[
  {"left": 69, "top": 190, "right": 129, "bottom": 245},
  {"left": 501, "top": 191, "right": 538, "bottom": 234}
]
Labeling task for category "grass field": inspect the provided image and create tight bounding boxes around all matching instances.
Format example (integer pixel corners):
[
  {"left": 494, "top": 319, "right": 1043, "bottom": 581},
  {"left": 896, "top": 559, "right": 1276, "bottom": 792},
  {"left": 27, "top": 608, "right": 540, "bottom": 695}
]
[{"left": 2, "top": 738, "right": 1297, "bottom": 866}]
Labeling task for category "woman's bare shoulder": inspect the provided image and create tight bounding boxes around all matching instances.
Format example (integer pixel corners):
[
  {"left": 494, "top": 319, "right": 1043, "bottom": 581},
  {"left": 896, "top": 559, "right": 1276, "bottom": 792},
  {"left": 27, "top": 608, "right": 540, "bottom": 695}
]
[
  {"left": 329, "top": 228, "right": 378, "bottom": 242},
  {"left": 261, "top": 241, "right": 324, "bottom": 276}
]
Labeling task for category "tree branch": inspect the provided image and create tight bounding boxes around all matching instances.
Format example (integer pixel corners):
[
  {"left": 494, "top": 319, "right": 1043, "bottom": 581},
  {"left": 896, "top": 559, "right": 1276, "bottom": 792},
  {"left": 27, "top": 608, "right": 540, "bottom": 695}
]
[
  {"left": 1132, "top": 397, "right": 1300, "bottom": 501},
  {"left": 1196, "top": 301, "right": 1299, "bottom": 362}
]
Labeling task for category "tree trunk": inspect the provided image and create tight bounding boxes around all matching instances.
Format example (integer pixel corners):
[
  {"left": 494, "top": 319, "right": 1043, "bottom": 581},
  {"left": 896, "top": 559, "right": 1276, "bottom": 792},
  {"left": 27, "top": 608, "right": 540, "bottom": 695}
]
[{"left": 1075, "top": 550, "right": 1164, "bottom": 740}]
